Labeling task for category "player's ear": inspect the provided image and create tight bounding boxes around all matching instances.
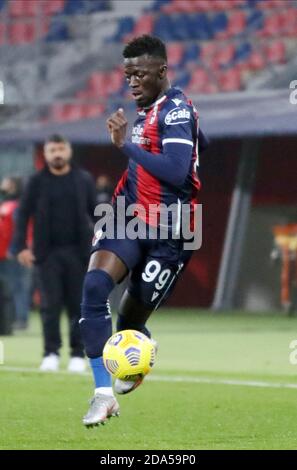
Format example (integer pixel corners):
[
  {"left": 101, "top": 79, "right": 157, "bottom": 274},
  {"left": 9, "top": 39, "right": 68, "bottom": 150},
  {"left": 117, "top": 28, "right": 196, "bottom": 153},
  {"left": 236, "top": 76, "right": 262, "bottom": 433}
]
[{"left": 159, "top": 64, "right": 167, "bottom": 79}]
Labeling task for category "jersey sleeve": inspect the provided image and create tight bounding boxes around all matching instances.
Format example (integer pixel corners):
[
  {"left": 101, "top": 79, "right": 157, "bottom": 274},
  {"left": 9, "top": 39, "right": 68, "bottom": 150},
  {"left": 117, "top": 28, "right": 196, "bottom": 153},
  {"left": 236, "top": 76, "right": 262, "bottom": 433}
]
[{"left": 160, "top": 102, "right": 195, "bottom": 151}]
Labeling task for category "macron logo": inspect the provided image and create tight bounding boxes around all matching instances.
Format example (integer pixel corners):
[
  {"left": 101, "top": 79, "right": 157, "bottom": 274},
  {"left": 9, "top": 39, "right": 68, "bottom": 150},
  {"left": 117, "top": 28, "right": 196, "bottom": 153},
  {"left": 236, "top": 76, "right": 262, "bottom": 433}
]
[
  {"left": 172, "top": 98, "right": 182, "bottom": 106},
  {"left": 165, "top": 107, "right": 190, "bottom": 125}
]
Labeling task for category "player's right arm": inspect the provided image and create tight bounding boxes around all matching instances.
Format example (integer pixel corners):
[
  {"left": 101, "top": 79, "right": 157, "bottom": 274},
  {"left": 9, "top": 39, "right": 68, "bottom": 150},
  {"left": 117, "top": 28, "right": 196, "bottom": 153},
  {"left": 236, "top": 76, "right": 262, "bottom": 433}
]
[{"left": 11, "top": 175, "right": 37, "bottom": 267}]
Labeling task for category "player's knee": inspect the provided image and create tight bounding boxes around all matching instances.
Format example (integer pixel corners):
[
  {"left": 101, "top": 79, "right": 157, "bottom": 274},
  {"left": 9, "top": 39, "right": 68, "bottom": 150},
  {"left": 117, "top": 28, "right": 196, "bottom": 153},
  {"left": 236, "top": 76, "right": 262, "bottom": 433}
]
[{"left": 81, "top": 269, "right": 114, "bottom": 318}]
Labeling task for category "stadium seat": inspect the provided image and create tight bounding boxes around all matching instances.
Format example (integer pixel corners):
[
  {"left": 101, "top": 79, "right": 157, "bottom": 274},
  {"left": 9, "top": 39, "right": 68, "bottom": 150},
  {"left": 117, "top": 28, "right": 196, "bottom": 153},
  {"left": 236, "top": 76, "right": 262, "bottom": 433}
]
[
  {"left": 62, "top": 0, "right": 89, "bottom": 15},
  {"left": 233, "top": 42, "right": 252, "bottom": 69},
  {"left": 211, "top": 12, "right": 228, "bottom": 37},
  {"left": 82, "top": 103, "right": 106, "bottom": 118},
  {"left": 172, "top": 70, "right": 191, "bottom": 89},
  {"left": 186, "top": 67, "right": 209, "bottom": 93},
  {"left": 45, "top": 20, "right": 70, "bottom": 42},
  {"left": 166, "top": 42, "right": 184, "bottom": 68},
  {"left": 200, "top": 41, "right": 218, "bottom": 65},
  {"left": 212, "top": 43, "right": 235, "bottom": 70},
  {"left": 217, "top": 68, "right": 241, "bottom": 92},
  {"left": 42, "top": 0, "right": 66, "bottom": 15},
  {"left": 112, "top": 16, "right": 134, "bottom": 42},
  {"left": 258, "top": 12, "right": 282, "bottom": 37},
  {"left": 51, "top": 103, "right": 85, "bottom": 122},
  {"left": 153, "top": 14, "right": 175, "bottom": 40},
  {"left": 191, "top": 13, "right": 213, "bottom": 40},
  {"left": 106, "top": 69, "right": 124, "bottom": 95},
  {"left": 8, "top": 21, "right": 36, "bottom": 44},
  {"left": 0, "top": 22, "right": 5, "bottom": 45},
  {"left": 266, "top": 40, "right": 286, "bottom": 64},
  {"left": 246, "top": 10, "right": 264, "bottom": 32},
  {"left": 248, "top": 49, "right": 266, "bottom": 70},
  {"left": 226, "top": 11, "right": 247, "bottom": 37},
  {"left": 181, "top": 43, "right": 201, "bottom": 68},
  {"left": 8, "top": 0, "right": 26, "bottom": 17},
  {"left": 0, "top": 0, "right": 5, "bottom": 12},
  {"left": 88, "top": 71, "right": 108, "bottom": 97},
  {"left": 132, "top": 14, "right": 154, "bottom": 37},
  {"left": 280, "top": 9, "right": 297, "bottom": 37}
]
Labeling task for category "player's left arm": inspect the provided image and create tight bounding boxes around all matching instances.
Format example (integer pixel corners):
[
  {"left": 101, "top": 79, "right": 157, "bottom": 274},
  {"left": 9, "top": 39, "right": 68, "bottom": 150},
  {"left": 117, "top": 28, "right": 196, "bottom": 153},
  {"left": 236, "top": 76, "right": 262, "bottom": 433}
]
[{"left": 107, "top": 107, "right": 194, "bottom": 187}]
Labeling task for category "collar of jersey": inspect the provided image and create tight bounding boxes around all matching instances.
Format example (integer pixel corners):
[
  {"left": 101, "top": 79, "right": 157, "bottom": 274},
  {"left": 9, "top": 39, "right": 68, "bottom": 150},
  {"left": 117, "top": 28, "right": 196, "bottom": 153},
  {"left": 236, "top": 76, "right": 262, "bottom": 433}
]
[{"left": 137, "top": 87, "right": 181, "bottom": 115}]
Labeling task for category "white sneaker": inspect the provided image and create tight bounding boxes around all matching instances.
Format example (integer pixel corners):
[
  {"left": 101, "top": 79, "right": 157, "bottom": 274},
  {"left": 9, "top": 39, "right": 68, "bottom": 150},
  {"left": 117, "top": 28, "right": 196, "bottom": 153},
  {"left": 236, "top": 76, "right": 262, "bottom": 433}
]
[
  {"left": 68, "top": 357, "right": 86, "bottom": 373},
  {"left": 40, "top": 354, "right": 60, "bottom": 372}
]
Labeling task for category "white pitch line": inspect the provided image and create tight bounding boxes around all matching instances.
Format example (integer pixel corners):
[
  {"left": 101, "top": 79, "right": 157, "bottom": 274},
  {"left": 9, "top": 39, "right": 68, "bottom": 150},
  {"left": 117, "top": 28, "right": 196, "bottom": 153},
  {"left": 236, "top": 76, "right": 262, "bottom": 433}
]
[{"left": 1, "top": 365, "right": 297, "bottom": 390}]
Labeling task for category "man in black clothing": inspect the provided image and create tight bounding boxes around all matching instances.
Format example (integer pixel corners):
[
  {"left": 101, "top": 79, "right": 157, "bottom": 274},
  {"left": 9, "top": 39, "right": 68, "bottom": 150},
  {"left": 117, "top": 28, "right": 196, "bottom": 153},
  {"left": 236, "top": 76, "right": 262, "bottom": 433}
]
[{"left": 12, "top": 134, "right": 97, "bottom": 372}]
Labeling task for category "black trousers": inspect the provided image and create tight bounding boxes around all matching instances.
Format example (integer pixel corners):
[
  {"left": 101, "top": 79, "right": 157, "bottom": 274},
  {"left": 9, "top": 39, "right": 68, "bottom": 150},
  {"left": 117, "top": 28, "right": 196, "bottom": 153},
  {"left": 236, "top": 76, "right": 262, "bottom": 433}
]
[{"left": 36, "top": 246, "right": 87, "bottom": 357}]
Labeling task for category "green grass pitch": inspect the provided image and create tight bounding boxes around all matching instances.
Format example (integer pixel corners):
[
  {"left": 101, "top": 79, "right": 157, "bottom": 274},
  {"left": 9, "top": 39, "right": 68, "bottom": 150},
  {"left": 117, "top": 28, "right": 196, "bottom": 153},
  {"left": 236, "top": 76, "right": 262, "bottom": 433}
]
[{"left": 1, "top": 309, "right": 297, "bottom": 450}]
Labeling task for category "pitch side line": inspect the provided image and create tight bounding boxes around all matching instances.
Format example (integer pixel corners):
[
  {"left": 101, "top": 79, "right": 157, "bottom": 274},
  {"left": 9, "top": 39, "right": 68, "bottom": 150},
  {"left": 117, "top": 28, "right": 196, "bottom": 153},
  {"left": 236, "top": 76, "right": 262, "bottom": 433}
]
[{"left": 1, "top": 366, "right": 297, "bottom": 390}]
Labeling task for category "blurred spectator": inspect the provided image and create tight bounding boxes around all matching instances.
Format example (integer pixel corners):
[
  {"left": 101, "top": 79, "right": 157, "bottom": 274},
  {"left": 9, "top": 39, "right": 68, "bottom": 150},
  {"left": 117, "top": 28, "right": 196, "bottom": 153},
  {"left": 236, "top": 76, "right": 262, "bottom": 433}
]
[
  {"left": 0, "top": 177, "right": 32, "bottom": 331},
  {"left": 95, "top": 174, "right": 113, "bottom": 205},
  {"left": 11, "top": 134, "right": 97, "bottom": 373}
]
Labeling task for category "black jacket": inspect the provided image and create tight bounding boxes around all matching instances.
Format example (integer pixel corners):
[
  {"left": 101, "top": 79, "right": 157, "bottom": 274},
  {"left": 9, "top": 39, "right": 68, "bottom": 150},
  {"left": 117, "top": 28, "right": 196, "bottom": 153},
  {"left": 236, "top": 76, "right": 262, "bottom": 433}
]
[{"left": 12, "top": 166, "right": 97, "bottom": 264}]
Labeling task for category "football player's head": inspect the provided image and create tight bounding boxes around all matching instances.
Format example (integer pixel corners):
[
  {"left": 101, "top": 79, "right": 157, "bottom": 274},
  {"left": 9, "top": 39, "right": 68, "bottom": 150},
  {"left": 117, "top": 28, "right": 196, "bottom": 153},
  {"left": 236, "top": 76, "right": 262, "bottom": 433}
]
[
  {"left": 123, "top": 35, "right": 169, "bottom": 108},
  {"left": 44, "top": 134, "right": 72, "bottom": 171}
]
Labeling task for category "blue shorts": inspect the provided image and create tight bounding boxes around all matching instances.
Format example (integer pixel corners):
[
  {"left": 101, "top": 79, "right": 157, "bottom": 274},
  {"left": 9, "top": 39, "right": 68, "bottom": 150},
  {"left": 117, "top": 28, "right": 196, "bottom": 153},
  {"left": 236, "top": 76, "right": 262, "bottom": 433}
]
[{"left": 91, "top": 216, "right": 193, "bottom": 310}]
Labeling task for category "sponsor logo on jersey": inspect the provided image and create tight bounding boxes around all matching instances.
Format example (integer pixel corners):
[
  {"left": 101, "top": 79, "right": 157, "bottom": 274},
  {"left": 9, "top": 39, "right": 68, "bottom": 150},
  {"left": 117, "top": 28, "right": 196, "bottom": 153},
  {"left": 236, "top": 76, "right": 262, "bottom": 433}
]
[{"left": 164, "top": 107, "right": 190, "bottom": 125}]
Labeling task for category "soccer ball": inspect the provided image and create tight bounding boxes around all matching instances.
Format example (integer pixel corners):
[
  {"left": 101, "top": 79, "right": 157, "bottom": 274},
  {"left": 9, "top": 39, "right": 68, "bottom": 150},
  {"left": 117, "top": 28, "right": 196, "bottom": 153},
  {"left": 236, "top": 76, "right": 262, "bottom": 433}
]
[{"left": 103, "top": 330, "right": 156, "bottom": 381}]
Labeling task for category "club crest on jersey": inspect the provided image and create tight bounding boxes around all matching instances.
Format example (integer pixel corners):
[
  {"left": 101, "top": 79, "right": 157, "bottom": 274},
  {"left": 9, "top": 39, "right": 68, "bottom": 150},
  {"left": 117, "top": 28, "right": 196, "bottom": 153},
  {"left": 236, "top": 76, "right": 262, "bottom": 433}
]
[{"left": 165, "top": 107, "right": 190, "bottom": 125}]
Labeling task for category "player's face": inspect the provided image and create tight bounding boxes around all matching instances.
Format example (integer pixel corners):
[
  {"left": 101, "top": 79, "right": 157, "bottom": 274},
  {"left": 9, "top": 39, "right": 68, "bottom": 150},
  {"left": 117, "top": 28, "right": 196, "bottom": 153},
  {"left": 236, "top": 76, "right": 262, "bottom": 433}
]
[
  {"left": 124, "top": 54, "right": 167, "bottom": 108},
  {"left": 44, "top": 141, "right": 72, "bottom": 170}
]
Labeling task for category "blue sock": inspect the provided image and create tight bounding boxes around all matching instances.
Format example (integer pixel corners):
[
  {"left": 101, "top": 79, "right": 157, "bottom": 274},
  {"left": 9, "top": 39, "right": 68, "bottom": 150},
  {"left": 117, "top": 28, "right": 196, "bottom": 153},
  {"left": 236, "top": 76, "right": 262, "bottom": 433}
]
[{"left": 90, "top": 356, "right": 112, "bottom": 388}]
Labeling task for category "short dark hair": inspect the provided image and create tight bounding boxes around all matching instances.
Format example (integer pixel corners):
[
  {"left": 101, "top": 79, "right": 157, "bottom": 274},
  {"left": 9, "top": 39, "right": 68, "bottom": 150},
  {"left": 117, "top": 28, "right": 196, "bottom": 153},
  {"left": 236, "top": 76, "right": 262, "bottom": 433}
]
[
  {"left": 123, "top": 35, "right": 167, "bottom": 62},
  {"left": 45, "top": 134, "right": 70, "bottom": 145}
]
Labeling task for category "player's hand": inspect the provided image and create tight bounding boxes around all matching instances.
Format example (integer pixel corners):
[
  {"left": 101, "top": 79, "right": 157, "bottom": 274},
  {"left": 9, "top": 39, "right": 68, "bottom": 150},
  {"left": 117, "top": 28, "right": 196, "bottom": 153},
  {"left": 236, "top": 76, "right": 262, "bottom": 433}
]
[
  {"left": 106, "top": 108, "right": 128, "bottom": 148},
  {"left": 17, "top": 249, "right": 35, "bottom": 268}
]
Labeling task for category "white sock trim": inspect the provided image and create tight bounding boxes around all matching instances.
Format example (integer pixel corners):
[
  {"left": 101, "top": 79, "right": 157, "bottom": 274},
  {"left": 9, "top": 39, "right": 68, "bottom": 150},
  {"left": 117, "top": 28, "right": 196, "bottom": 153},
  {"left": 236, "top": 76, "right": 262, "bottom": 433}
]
[{"left": 95, "top": 387, "right": 114, "bottom": 397}]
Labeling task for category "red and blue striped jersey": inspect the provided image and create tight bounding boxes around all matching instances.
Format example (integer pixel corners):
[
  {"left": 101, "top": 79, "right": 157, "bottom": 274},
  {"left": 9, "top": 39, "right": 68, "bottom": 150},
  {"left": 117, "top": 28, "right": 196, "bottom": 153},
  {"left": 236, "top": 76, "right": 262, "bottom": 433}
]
[{"left": 113, "top": 87, "right": 201, "bottom": 231}]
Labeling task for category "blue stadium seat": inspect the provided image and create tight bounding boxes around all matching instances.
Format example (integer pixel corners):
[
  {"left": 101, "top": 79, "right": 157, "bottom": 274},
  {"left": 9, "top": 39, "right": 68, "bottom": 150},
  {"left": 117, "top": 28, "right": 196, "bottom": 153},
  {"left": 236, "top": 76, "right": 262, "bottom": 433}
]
[
  {"left": 211, "top": 12, "right": 228, "bottom": 36},
  {"left": 45, "top": 20, "right": 70, "bottom": 42},
  {"left": 87, "top": 0, "right": 110, "bottom": 13},
  {"left": 246, "top": 10, "right": 264, "bottom": 32},
  {"left": 0, "top": 0, "right": 6, "bottom": 12},
  {"left": 172, "top": 14, "right": 194, "bottom": 41},
  {"left": 182, "top": 43, "right": 201, "bottom": 66},
  {"left": 233, "top": 42, "right": 252, "bottom": 63},
  {"left": 191, "top": 13, "right": 213, "bottom": 40},
  {"left": 111, "top": 16, "right": 134, "bottom": 42},
  {"left": 62, "top": 0, "right": 87, "bottom": 15},
  {"left": 172, "top": 70, "right": 191, "bottom": 89},
  {"left": 153, "top": 14, "right": 175, "bottom": 41},
  {"left": 146, "top": 0, "right": 171, "bottom": 12}
]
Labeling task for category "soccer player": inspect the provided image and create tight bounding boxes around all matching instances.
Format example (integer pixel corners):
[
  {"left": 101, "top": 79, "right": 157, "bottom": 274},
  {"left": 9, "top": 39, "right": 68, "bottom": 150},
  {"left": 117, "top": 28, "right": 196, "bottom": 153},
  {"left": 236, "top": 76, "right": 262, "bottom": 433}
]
[{"left": 81, "top": 35, "right": 208, "bottom": 426}]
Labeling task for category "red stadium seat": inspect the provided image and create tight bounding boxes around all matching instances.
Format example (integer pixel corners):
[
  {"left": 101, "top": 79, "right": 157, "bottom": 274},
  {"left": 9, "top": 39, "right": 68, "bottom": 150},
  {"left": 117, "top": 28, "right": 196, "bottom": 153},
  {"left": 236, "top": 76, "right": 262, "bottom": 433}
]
[
  {"left": 266, "top": 40, "right": 286, "bottom": 64},
  {"left": 51, "top": 104, "right": 85, "bottom": 122},
  {"left": 9, "top": 0, "right": 26, "bottom": 17},
  {"left": 248, "top": 49, "right": 266, "bottom": 71},
  {"left": 133, "top": 14, "right": 154, "bottom": 36},
  {"left": 227, "top": 11, "right": 246, "bottom": 37},
  {"left": 258, "top": 13, "right": 282, "bottom": 38},
  {"left": 217, "top": 68, "right": 241, "bottom": 92},
  {"left": 200, "top": 41, "right": 218, "bottom": 64},
  {"left": 162, "top": 0, "right": 196, "bottom": 13},
  {"left": 212, "top": 43, "right": 235, "bottom": 69},
  {"left": 166, "top": 42, "right": 184, "bottom": 68},
  {"left": 8, "top": 21, "right": 35, "bottom": 44},
  {"left": 88, "top": 72, "right": 108, "bottom": 97},
  {"left": 280, "top": 9, "right": 297, "bottom": 37},
  {"left": 0, "top": 22, "right": 5, "bottom": 45},
  {"left": 42, "top": 0, "right": 66, "bottom": 15},
  {"left": 8, "top": 0, "right": 41, "bottom": 17},
  {"left": 82, "top": 103, "right": 106, "bottom": 119},
  {"left": 106, "top": 69, "right": 124, "bottom": 95},
  {"left": 212, "top": 0, "right": 235, "bottom": 11},
  {"left": 186, "top": 67, "right": 209, "bottom": 93}
]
